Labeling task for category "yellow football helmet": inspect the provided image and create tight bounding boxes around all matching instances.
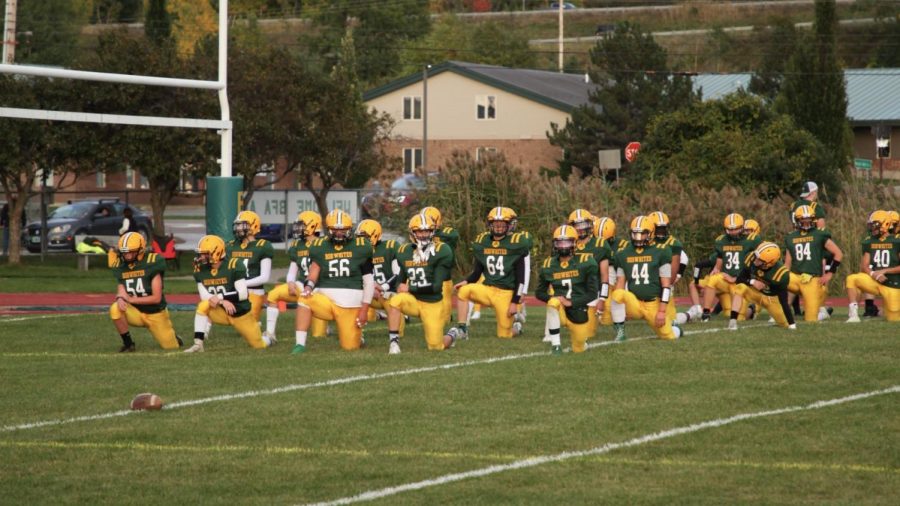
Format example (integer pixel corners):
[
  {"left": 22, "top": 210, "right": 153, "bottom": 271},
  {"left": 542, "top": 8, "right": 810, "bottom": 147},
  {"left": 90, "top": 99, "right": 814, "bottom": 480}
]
[
  {"left": 593, "top": 216, "right": 616, "bottom": 241},
  {"left": 195, "top": 235, "right": 226, "bottom": 266},
  {"left": 233, "top": 210, "right": 261, "bottom": 240},
  {"left": 408, "top": 213, "right": 436, "bottom": 247},
  {"left": 292, "top": 211, "right": 322, "bottom": 240},
  {"left": 867, "top": 210, "right": 890, "bottom": 237},
  {"left": 885, "top": 210, "right": 899, "bottom": 235},
  {"left": 325, "top": 209, "right": 354, "bottom": 244},
  {"left": 355, "top": 219, "right": 383, "bottom": 245},
  {"left": 505, "top": 207, "right": 519, "bottom": 233},
  {"left": 487, "top": 206, "right": 514, "bottom": 239},
  {"left": 117, "top": 232, "right": 146, "bottom": 263},
  {"left": 753, "top": 242, "right": 781, "bottom": 270},
  {"left": 743, "top": 218, "right": 760, "bottom": 237},
  {"left": 552, "top": 224, "right": 578, "bottom": 257},
  {"left": 629, "top": 216, "right": 655, "bottom": 248},
  {"left": 648, "top": 211, "right": 670, "bottom": 241},
  {"left": 567, "top": 209, "right": 594, "bottom": 240},
  {"left": 793, "top": 206, "right": 815, "bottom": 231},
  {"left": 420, "top": 206, "right": 442, "bottom": 229},
  {"left": 724, "top": 213, "right": 745, "bottom": 238}
]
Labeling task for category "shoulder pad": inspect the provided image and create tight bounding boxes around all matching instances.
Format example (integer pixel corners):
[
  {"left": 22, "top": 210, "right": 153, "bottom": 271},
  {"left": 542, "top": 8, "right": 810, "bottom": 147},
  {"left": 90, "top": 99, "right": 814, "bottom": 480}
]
[{"left": 542, "top": 257, "right": 552, "bottom": 268}]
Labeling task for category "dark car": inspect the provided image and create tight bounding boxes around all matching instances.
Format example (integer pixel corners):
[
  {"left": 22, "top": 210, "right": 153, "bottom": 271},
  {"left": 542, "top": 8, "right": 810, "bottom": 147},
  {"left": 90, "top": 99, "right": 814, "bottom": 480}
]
[{"left": 23, "top": 199, "right": 152, "bottom": 253}]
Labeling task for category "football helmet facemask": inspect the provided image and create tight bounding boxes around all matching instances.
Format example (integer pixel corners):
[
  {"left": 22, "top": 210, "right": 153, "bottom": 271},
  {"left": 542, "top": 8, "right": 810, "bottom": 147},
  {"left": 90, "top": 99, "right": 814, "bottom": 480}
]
[
  {"left": 233, "top": 210, "right": 261, "bottom": 241},
  {"left": 292, "top": 211, "right": 322, "bottom": 240},
  {"left": 885, "top": 210, "right": 899, "bottom": 235},
  {"left": 552, "top": 225, "right": 578, "bottom": 258},
  {"left": 649, "top": 211, "right": 670, "bottom": 241},
  {"left": 629, "top": 216, "right": 655, "bottom": 248},
  {"left": 724, "top": 213, "right": 745, "bottom": 239},
  {"left": 117, "top": 232, "right": 146, "bottom": 264},
  {"left": 867, "top": 210, "right": 889, "bottom": 237},
  {"left": 567, "top": 209, "right": 594, "bottom": 241},
  {"left": 355, "top": 219, "right": 383, "bottom": 245},
  {"left": 753, "top": 242, "right": 781, "bottom": 270},
  {"left": 487, "top": 207, "right": 514, "bottom": 240},
  {"left": 325, "top": 210, "right": 354, "bottom": 245},
  {"left": 408, "top": 213, "right": 436, "bottom": 249},
  {"left": 195, "top": 235, "right": 226, "bottom": 267},
  {"left": 793, "top": 206, "right": 815, "bottom": 232}
]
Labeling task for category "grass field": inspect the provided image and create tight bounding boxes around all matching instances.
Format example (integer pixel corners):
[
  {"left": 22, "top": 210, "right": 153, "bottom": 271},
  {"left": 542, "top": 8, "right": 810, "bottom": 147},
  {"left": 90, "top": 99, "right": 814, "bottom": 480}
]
[{"left": 0, "top": 308, "right": 898, "bottom": 505}]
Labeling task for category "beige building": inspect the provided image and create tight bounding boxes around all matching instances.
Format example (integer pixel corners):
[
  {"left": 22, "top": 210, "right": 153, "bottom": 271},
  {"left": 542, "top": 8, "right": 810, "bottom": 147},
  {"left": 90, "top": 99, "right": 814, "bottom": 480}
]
[{"left": 363, "top": 61, "right": 599, "bottom": 175}]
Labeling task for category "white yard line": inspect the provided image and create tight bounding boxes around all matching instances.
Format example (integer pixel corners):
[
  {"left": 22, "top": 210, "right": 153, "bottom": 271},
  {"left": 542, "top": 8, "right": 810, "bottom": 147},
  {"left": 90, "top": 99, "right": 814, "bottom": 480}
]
[
  {"left": 304, "top": 385, "right": 900, "bottom": 506},
  {"left": 0, "top": 323, "right": 765, "bottom": 433}
]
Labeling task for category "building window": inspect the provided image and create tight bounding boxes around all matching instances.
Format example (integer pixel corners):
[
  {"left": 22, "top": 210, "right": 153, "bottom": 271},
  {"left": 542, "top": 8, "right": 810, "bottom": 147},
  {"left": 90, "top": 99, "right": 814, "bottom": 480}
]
[
  {"left": 403, "top": 96, "right": 422, "bottom": 120},
  {"left": 96, "top": 171, "right": 106, "bottom": 188},
  {"left": 476, "top": 95, "right": 496, "bottom": 120},
  {"left": 475, "top": 147, "right": 497, "bottom": 161},
  {"left": 403, "top": 148, "right": 422, "bottom": 174},
  {"left": 125, "top": 167, "right": 135, "bottom": 189},
  {"left": 139, "top": 174, "right": 149, "bottom": 189}
]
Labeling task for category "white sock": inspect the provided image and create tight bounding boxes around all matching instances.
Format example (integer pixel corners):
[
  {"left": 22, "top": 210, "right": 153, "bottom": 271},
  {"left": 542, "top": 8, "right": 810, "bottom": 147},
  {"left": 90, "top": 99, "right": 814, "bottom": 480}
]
[
  {"left": 262, "top": 334, "right": 274, "bottom": 346},
  {"left": 295, "top": 330, "right": 307, "bottom": 347},
  {"left": 194, "top": 313, "right": 209, "bottom": 334},
  {"left": 468, "top": 301, "right": 476, "bottom": 317},
  {"left": 610, "top": 300, "right": 626, "bottom": 324},
  {"left": 675, "top": 312, "right": 688, "bottom": 325},
  {"left": 688, "top": 304, "right": 702, "bottom": 320},
  {"left": 818, "top": 307, "right": 828, "bottom": 321},
  {"left": 546, "top": 306, "right": 561, "bottom": 330},
  {"left": 549, "top": 330, "right": 561, "bottom": 347},
  {"left": 848, "top": 302, "right": 858, "bottom": 318},
  {"left": 205, "top": 317, "right": 212, "bottom": 334},
  {"left": 673, "top": 326, "right": 683, "bottom": 338},
  {"left": 266, "top": 306, "right": 280, "bottom": 335}
]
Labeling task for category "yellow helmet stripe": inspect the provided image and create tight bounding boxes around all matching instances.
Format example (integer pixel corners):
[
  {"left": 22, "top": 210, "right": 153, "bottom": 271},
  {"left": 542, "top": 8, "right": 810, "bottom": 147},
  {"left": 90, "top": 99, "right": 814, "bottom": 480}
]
[{"left": 121, "top": 232, "right": 139, "bottom": 251}]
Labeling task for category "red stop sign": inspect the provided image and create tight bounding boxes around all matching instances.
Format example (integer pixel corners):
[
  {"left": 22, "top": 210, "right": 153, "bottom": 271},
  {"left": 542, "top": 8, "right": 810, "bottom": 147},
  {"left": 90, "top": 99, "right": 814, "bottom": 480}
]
[{"left": 625, "top": 142, "right": 641, "bottom": 162}]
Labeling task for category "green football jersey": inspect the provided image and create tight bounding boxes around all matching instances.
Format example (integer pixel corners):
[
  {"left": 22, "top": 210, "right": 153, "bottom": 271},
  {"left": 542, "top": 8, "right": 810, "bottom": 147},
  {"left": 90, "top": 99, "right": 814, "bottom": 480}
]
[
  {"left": 751, "top": 261, "right": 790, "bottom": 296},
  {"left": 535, "top": 253, "right": 599, "bottom": 308},
  {"left": 576, "top": 237, "right": 612, "bottom": 265},
  {"left": 286, "top": 238, "right": 314, "bottom": 283},
  {"left": 395, "top": 242, "right": 453, "bottom": 303},
  {"left": 655, "top": 235, "right": 683, "bottom": 257},
  {"left": 226, "top": 238, "right": 275, "bottom": 280},
  {"left": 372, "top": 239, "right": 401, "bottom": 287},
  {"left": 862, "top": 234, "right": 900, "bottom": 288},
  {"left": 714, "top": 234, "right": 754, "bottom": 277},
  {"left": 193, "top": 257, "right": 251, "bottom": 317},
  {"left": 435, "top": 226, "right": 459, "bottom": 251},
  {"left": 471, "top": 231, "right": 531, "bottom": 290},
  {"left": 790, "top": 199, "right": 826, "bottom": 223},
  {"left": 614, "top": 242, "right": 673, "bottom": 302},
  {"left": 111, "top": 251, "right": 167, "bottom": 314},
  {"left": 784, "top": 228, "right": 832, "bottom": 276},
  {"left": 308, "top": 237, "right": 374, "bottom": 290}
]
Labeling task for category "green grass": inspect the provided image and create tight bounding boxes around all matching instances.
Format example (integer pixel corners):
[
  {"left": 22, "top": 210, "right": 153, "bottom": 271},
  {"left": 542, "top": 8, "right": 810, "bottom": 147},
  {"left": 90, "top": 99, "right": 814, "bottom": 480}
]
[{"left": 0, "top": 307, "right": 897, "bottom": 504}]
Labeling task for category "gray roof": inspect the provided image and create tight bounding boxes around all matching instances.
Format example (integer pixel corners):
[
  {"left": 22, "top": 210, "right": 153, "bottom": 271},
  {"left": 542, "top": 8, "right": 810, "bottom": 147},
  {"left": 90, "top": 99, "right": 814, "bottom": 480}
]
[
  {"left": 692, "top": 69, "right": 900, "bottom": 124},
  {"left": 363, "top": 61, "right": 597, "bottom": 113}
]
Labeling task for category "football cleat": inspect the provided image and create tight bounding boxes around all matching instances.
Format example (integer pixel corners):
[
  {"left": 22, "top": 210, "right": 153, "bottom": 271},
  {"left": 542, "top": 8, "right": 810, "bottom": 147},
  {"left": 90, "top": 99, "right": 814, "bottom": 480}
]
[
  {"left": 675, "top": 312, "right": 689, "bottom": 325},
  {"left": 445, "top": 326, "right": 466, "bottom": 343},
  {"left": 727, "top": 319, "right": 738, "bottom": 331},
  {"left": 291, "top": 344, "right": 306, "bottom": 354},
  {"left": 184, "top": 339, "right": 204, "bottom": 353},
  {"left": 119, "top": 343, "right": 136, "bottom": 353},
  {"left": 262, "top": 331, "right": 277, "bottom": 347},
  {"left": 470, "top": 311, "right": 481, "bottom": 320},
  {"left": 863, "top": 305, "right": 879, "bottom": 317},
  {"left": 614, "top": 324, "right": 627, "bottom": 342},
  {"left": 551, "top": 345, "right": 562, "bottom": 355},
  {"left": 846, "top": 315, "right": 861, "bottom": 323},
  {"left": 747, "top": 304, "right": 757, "bottom": 321},
  {"left": 388, "top": 341, "right": 401, "bottom": 355},
  {"left": 512, "top": 321, "right": 523, "bottom": 336},
  {"left": 513, "top": 311, "right": 526, "bottom": 324},
  {"left": 701, "top": 313, "right": 710, "bottom": 323}
]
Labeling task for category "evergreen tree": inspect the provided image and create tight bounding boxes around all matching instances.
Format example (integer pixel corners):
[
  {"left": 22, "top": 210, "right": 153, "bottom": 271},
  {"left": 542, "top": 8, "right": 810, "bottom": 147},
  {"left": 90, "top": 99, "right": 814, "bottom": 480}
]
[
  {"left": 748, "top": 17, "right": 798, "bottom": 103},
  {"left": 776, "top": 0, "right": 851, "bottom": 188},
  {"left": 146, "top": 0, "right": 172, "bottom": 46}
]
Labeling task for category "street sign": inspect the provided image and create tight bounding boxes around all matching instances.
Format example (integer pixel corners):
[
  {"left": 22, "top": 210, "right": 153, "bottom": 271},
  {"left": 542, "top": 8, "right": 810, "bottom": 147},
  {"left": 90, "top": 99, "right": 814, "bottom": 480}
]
[
  {"left": 854, "top": 158, "right": 872, "bottom": 170},
  {"left": 625, "top": 142, "right": 641, "bottom": 163}
]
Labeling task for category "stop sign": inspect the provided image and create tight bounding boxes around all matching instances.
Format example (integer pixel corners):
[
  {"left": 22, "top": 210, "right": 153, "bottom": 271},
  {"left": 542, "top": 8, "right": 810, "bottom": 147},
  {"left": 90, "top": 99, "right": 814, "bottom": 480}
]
[{"left": 625, "top": 142, "right": 641, "bottom": 162}]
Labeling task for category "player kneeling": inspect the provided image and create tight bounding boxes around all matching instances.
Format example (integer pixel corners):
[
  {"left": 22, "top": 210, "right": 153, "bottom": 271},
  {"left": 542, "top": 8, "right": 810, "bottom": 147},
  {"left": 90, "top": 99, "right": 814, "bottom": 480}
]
[
  {"left": 109, "top": 232, "right": 182, "bottom": 352},
  {"left": 845, "top": 210, "right": 900, "bottom": 322},
  {"left": 186, "top": 235, "right": 274, "bottom": 353},
  {"left": 536, "top": 225, "right": 599, "bottom": 354},
  {"left": 729, "top": 242, "right": 797, "bottom": 330},
  {"left": 611, "top": 216, "right": 682, "bottom": 341},
  {"left": 386, "top": 214, "right": 455, "bottom": 353}
]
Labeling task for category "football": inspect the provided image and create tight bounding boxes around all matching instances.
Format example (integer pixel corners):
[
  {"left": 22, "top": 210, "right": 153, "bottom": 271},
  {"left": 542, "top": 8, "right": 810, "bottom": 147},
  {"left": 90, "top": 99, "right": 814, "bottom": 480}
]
[{"left": 130, "top": 392, "right": 163, "bottom": 411}]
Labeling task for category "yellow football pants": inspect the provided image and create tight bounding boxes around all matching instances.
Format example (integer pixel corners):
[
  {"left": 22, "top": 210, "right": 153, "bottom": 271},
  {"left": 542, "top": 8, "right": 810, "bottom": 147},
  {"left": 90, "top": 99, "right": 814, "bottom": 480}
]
[
  {"left": 368, "top": 296, "right": 405, "bottom": 336},
  {"left": 266, "top": 284, "right": 327, "bottom": 338},
  {"left": 611, "top": 288, "right": 677, "bottom": 340},
  {"left": 788, "top": 273, "right": 826, "bottom": 322},
  {"left": 298, "top": 293, "right": 363, "bottom": 350},
  {"left": 705, "top": 273, "right": 751, "bottom": 319},
  {"left": 389, "top": 293, "right": 448, "bottom": 350},
  {"left": 457, "top": 283, "right": 515, "bottom": 338},
  {"left": 109, "top": 304, "right": 180, "bottom": 350},
  {"left": 196, "top": 300, "right": 267, "bottom": 349},
  {"left": 546, "top": 297, "right": 594, "bottom": 352},
  {"left": 731, "top": 284, "right": 790, "bottom": 327},
  {"left": 845, "top": 273, "right": 900, "bottom": 321}
]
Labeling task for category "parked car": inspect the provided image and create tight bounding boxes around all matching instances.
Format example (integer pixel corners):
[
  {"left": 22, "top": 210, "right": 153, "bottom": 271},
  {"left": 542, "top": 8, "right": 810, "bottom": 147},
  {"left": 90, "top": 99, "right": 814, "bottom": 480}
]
[
  {"left": 23, "top": 199, "right": 152, "bottom": 253},
  {"left": 360, "top": 174, "right": 426, "bottom": 220},
  {"left": 549, "top": 2, "right": 576, "bottom": 10}
]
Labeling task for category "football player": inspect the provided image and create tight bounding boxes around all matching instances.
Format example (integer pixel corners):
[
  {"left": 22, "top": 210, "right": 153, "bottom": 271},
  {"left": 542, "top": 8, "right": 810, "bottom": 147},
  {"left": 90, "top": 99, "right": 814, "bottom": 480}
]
[
  {"left": 784, "top": 205, "right": 843, "bottom": 322},
  {"left": 263, "top": 211, "right": 327, "bottom": 343},
  {"left": 186, "top": 235, "right": 274, "bottom": 353},
  {"left": 420, "top": 206, "right": 458, "bottom": 324},
  {"left": 889, "top": 211, "right": 900, "bottom": 234},
  {"left": 109, "top": 232, "right": 182, "bottom": 352},
  {"left": 506, "top": 207, "right": 534, "bottom": 326},
  {"left": 611, "top": 216, "right": 682, "bottom": 341},
  {"left": 649, "top": 211, "right": 688, "bottom": 284},
  {"left": 593, "top": 216, "right": 626, "bottom": 333},
  {"left": 536, "top": 225, "right": 599, "bottom": 354},
  {"left": 845, "top": 210, "right": 900, "bottom": 322},
  {"left": 449, "top": 207, "right": 530, "bottom": 340},
  {"left": 356, "top": 218, "right": 402, "bottom": 332},
  {"left": 568, "top": 209, "right": 611, "bottom": 336},
  {"left": 227, "top": 210, "right": 274, "bottom": 320},
  {"left": 701, "top": 213, "right": 756, "bottom": 322},
  {"left": 675, "top": 252, "right": 718, "bottom": 325},
  {"left": 729, "top": 242, "right": 796, "bottom": 330},
  {"left": 790, "top": 181, "right": 826, "bottom": 230},
  {"left": 293, "top": 210, "right": 375, "bottom": 353},
  {"left": 387, "top": 214, "right": 455, "bottom": 353}
]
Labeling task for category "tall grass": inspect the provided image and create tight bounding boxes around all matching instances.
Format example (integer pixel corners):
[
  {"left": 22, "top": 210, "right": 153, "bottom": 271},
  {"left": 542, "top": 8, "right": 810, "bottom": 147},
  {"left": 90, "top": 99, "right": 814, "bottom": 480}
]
[{"left": 418, "top": 151, "right": 900, "bottom": 294}]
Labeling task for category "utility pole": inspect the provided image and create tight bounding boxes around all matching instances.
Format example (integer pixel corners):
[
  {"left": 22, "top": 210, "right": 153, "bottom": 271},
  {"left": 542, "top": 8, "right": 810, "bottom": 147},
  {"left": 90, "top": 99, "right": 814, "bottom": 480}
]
[
  {"left": 2, "top": 0, "right": 17, "bottom": 64},
  {"left": 557, "top": 2, "right": 564, "bottom": 72}
]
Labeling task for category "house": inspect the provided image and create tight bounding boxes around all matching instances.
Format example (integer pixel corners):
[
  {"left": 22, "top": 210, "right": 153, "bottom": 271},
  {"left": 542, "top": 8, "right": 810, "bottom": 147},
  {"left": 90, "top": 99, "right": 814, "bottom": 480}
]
[
  {"left": 363, "top": 60, "right": 598, "bottom": 175},
  {"left": 692, "top": 69, "right": 900, "bottom": 179}
]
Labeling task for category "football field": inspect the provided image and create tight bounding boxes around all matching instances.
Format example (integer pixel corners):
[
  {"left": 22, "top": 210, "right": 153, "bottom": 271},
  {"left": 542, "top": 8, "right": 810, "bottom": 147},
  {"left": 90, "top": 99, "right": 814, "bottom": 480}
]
[{"left": 0, "top": 308, "right": 898, "bottom": 505}]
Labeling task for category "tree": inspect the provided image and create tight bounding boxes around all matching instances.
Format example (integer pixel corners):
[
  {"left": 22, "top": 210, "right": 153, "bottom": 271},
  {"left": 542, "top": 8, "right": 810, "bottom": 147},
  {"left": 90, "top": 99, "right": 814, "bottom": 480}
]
[
  {"left": 748, "top": 17, "right": 798, "bottom": 103},
  {"left": 775, "top": 0, "right": 852, "bottom": 187},
  {"left": 300, "top": 0, "right": 431, "bottom": 86},
  {"left": 547, "top": 22, "right": 698, "bottom": 179},
  {"left": 15, "top": 0, "right": 87, "bottom": 65},
  {"left": 634, "top": 91, "right": 833, "bottom": 198},
  {"left": 88, "top": 0, "right": 143, "bottom": 23},
  {"left": 145, "top": 0, "right": 172, "bottom": 46}
]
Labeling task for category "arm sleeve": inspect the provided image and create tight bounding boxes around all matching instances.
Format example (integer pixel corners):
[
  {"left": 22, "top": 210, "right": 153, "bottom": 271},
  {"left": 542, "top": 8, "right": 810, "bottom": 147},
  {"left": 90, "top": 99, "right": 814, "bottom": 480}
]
[
  {"left": 511, "top": 255, "right": 526, "bottom": 304},
  {"left": 360, "top": 258, "right": 374, "bottom": 276},
  {"left": 118, "top": 218, "right": 130, "bottom": 235},
  {"left": 776, "top": 289, "right": 795, "bottom": 326},
  {"left": 286, "top": 262, "right": 299, "bottom": 284},
  {"left": 244, "top": 258, "right": 272, "bottom": 288},
  {"left": 197, "top": 282, "right": 212, "bottom": 301},
  {"left": 679, "top": 250, "right": 689, "bottom": 274},
  {"left": 362, "top": 273, "right": 375, "bottom": 304},
  {"left": 520, "top": 253, "right": 531, "bottom": 296},
  {"left": 659, "top": 263, "right": 672, "bottom": 279},
  {"left": 464, "top": 259, "right": 485, "bottom": 284}
]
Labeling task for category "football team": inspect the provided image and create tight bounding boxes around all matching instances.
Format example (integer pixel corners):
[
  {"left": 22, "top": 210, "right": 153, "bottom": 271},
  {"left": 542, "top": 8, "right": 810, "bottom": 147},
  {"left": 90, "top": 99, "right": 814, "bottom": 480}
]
[{"left": 108, "top": 181, "right": 900, "bottom": 354}]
